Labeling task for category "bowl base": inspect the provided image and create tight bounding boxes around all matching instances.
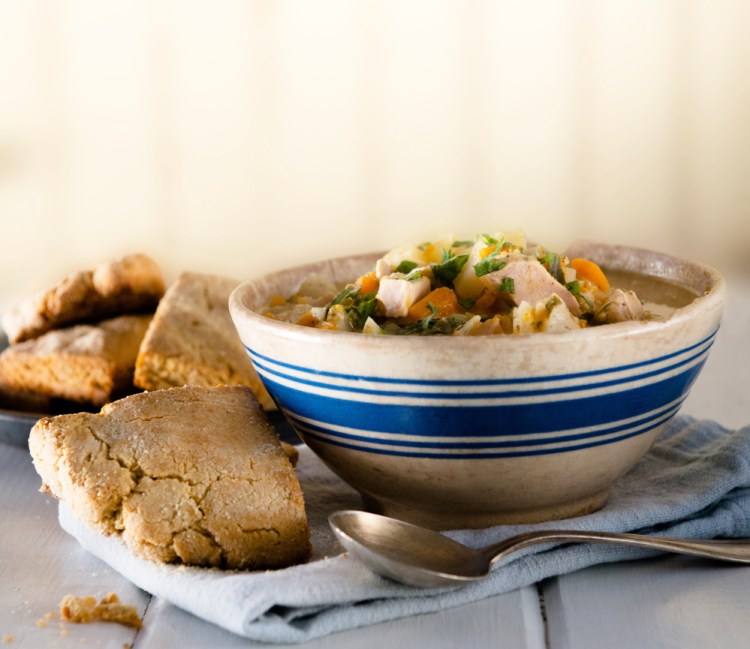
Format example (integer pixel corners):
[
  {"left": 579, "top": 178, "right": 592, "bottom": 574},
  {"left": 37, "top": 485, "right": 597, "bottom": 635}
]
[{"left": 360, "top": 489, "right": 610, "bottom": 530}]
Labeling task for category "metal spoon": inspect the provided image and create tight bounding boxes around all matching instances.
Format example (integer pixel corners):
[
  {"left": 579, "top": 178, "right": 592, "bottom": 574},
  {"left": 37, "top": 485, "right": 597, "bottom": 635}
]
[{"left": 329, "top": 509, "right": 750, "bottom": 588}]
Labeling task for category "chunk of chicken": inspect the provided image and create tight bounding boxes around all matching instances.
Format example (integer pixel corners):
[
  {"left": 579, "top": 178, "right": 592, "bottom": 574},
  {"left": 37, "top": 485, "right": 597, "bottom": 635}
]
[
  {"left": 374, "top": 258, "right": 393, "bottom": 279},
  {"left": 323, "top": 304, "right": 353, "bottom": 331},
  {"left": 455, "top": 314, "right": 511, "bottom": 336},
  {"left": 480, "top": 254, "right": 581, "bottom": 317},
  {"left": 376, "top": 275, "right": 431, "bottom": 318},
  {"left": 513, "top": 295, "right": 582, "bottom": 334},
  {"left": 595, "top": 289, "right": 644, "bottom": 324}
]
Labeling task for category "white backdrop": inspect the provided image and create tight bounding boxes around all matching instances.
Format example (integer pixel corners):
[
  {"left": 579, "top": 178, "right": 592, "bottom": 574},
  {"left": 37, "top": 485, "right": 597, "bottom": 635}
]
[{"left": 1, "top": 0, "right": 748, "bottom": 302}]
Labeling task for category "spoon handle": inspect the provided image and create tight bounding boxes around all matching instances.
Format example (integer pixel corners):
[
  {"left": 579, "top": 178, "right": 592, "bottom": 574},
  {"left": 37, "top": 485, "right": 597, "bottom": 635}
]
[{"left": 486, "top": 530, "right": 750, "bottom": 566}]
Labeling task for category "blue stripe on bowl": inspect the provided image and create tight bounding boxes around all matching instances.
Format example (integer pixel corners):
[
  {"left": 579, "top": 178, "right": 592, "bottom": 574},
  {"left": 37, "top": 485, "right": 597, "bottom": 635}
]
[
  {"left": 285, "top": 398, "right": 683, "bottom": 451},
  {"left": 296, "top": 412, "right": 672, "bottom": 459},
  {"left": 250, "top": 341, "right": 710, "bottom": 402},
  {"left": 258, "top": 359, "right": 705, "bottom": 438},
  {"left": 246, "top": 329, "right": 717, "bottom": 388}
]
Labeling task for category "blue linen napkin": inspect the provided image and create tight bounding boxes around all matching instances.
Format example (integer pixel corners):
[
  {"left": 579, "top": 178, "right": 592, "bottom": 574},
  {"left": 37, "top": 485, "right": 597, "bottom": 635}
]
[{"left": 58, "top": 415, "right": 750, "bottom": 644}]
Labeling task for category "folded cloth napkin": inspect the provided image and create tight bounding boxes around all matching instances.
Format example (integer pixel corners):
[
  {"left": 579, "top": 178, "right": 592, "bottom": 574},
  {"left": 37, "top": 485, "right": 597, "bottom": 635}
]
[{"left": 59, "top": 415, "right": 750, "bottom": 644}]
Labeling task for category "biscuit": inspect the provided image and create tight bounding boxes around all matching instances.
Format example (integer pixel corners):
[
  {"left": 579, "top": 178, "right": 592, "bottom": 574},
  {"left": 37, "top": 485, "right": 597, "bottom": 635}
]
[
  {"left": 29, "top": 385, "right": 310, "bottom": 570},
  {"left": 0, "top": 315, "right": 151, "bottom": 406},
  {"left": 1, "top": 253, "right": 164, "bottom": 344},
  {"left": 0, "top": 382, "right": 52, "bottom": 414},
  {"left": 134, "top": 272, "right": 273, "bottom": 409}
]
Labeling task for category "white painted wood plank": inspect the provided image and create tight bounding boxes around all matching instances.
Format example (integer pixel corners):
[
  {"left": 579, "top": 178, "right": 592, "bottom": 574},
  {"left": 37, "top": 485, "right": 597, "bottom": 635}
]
[
  {"left": 0, "top": 443, "right": 149, "bottom": 648},
  {"left": 544, "top": 556, "right": 750, "bottom": 649},
  {"left": 135, "top": 585, "right": 545, "bottom": 649}
]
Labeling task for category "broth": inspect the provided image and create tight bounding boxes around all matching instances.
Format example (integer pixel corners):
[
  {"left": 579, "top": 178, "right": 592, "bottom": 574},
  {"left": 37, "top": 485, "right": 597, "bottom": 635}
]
[{"left": 604, "top": 269, "right": 700, "bottom": 322}]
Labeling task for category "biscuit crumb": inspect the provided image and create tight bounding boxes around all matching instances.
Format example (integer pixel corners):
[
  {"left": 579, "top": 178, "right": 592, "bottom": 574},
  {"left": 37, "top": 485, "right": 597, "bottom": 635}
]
[
  {"left": 2, "top": 635, "right": 13, "bottom": 644},
  {"left": 34, "top": 610, "right": 56, "bottom": 628},
  {"left": 59, "top": 593, "right": 142, "bottom": 629}
]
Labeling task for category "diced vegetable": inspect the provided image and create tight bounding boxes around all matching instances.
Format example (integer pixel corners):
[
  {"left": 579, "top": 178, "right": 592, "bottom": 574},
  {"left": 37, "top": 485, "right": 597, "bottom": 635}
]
[
  {"left": 472, "top": 288, "right": 497, "bottom": 315},
  {"left": 358, "top": 272, "right": 379, "bottom": 295},
  {"left": 377, "top": 275, "right": 431, "bottom": 318},
  {"left": 406, "top": 287, "right": 458, "bottom": 322},
  {"left": 296, "top": 310, "right": 319, "bottom": 327},
  {"left": 569, "top": 258, "right": 610, "bottom": 291}
]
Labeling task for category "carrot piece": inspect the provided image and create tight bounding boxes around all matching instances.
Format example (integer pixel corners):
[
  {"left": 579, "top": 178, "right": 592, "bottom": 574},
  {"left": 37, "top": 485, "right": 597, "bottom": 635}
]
[
  {"left": 479, "top": 245, "right": 495, "bottom": 260},
  {"left": 269, "top": 294, "right": 287, "bottom": 307},
  {"left": 358, "top": 272, "right": 379, "bottom": 295},
  {"left": 406, "top": 287, "right": 458, "bottom": 322},
  {"left": 296, "top": 310, "right": 320, "bottom": 327},
  {"left": 569, "top": 258, "right": 610, "bottom": 291}
]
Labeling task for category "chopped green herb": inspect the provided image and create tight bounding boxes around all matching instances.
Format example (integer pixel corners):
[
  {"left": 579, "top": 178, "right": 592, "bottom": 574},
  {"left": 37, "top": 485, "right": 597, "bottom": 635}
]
[
  {"left": 403, "top": 269, "right": 423, "bottom": 281},
  {"left": 327, "top": 285, "right": 380, "bottom": 331},
  {"left": 420, "top": 303, "right": 439, "bottom": 329},
  {"left": 433, "top": 314, "right": 470, "bottom": 334},
  {"left": 352, "top": 293, "right": 378, "bottom": 329},
  {"left": 566, "top": 280, "right": 581, "bottom": 295},
  {"left": 458, "top": 297, "right": 476, "bottom": 310},
  {"left": 381, "top": 309, "right": 469, "bottom": 336},
  {"left": 452, "top": 239, "right": 473, "bottom": 248},
  {"left": 539, "top": 252, "right": 564, "bottom": 284},
  {"left": 566, "top": 280, "right": 593, "bottom": 309},
  {"left": 329, "top": 285, "right": 358, "bottom": 307},
  {"left": 481, "top": 234, "right": 500, "bottom": 245},
  {"left": 474, "top": 257, "right": 507, "bottom": 277},
  {"left": 431, "top": 253, "right": 469, "bottom": 286},
  {"left": 395, "top": 260, "right": 419, "bottom": 274},
  {"left": 497, "top": 277, "right": 515, "bottom": 293},
  {"left": 417, "top": 241, "right": 432, "bottom": 251}
]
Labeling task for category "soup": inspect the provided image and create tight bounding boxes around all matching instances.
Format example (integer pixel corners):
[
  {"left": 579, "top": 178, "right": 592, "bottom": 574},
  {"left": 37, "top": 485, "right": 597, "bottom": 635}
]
[
  {"left": 604, "top": 269, "right": 700, "bottom": 322},
  {"left": 262, "top": 232, "right": 699, "bottom": 335}
]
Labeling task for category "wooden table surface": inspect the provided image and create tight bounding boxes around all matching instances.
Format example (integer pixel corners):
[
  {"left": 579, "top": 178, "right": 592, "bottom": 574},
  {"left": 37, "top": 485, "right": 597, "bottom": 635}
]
[{"left": 1, "top": 274, "right": 748, "bottom": 649}]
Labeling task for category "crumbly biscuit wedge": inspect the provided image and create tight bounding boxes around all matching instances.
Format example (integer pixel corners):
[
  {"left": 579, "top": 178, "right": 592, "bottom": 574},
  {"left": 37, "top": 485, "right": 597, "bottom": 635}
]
[
  {"left": 0, "top": 382, "right": 52, "bottom": 413},
  {"left": 0, "top": 315, "right": 151, "bottom": 406},
  {"left": 29, "top": 385, "right": 310, "bottom": 570},
  {"left": 1, "top": 253, "right": 164, "bottom": 343},
  {"left": 134, "top": 271, "right": 274, "bottom": 409}
]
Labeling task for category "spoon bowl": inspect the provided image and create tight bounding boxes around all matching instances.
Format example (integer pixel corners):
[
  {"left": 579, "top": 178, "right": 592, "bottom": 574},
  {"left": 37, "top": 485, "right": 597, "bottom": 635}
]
[{"left": 329, "top": 510, "right": 750, "bottom": 588}]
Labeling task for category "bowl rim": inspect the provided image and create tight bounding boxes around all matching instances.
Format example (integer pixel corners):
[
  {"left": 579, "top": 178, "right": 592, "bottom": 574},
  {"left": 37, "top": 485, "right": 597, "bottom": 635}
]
[{"left": 229, "top": 241, "right": 726, "bottom": 349}]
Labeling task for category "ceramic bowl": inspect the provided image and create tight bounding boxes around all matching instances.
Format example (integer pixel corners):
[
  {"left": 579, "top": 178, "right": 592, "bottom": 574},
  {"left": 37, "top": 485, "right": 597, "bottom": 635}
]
[{"left": 229, "top": 241, "right": 725, "bottom": 529}]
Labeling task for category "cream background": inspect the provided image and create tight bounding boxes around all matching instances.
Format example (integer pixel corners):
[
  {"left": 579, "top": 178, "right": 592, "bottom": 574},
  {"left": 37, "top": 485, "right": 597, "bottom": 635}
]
[{"left": 1, "top": 0, "right": 748, "bottom": 304}]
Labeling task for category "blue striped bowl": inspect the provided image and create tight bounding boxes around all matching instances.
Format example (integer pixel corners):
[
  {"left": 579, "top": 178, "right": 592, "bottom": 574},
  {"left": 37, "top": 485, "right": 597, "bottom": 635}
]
[{"left": 229, "top": 242, "right": 725, "bottom": 529}]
